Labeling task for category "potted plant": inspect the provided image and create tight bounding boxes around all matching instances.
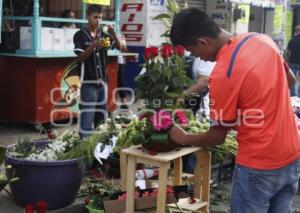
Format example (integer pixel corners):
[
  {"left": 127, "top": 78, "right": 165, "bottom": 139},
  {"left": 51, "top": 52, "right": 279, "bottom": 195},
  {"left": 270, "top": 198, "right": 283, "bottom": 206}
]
[{"left": 5, "top": 133, "right": 84, "bottom": 209}]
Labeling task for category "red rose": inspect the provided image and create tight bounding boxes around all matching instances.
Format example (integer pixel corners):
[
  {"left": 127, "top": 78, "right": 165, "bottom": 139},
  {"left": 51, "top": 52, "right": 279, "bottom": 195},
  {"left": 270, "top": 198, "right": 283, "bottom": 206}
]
[
  {"left": 36, "top": 201, "right": 47, "bottom": 213},
  {"left": 150, "top": 46, "right": 159, "bottom": 57},
  {"left": 175, "top": 45, "right": 185, "bottom": 57},
  {"left": 161, "top": 45, "right": 174, "bottom": 58},
  {"left": 144, "top": 48, "right": 152, "bottom": 60},
  {"left": 25, "top": 204, "right": 34, "bottom": 213},
  {"left": 138, "top": 112, "right": 149, "bottom": 120}
]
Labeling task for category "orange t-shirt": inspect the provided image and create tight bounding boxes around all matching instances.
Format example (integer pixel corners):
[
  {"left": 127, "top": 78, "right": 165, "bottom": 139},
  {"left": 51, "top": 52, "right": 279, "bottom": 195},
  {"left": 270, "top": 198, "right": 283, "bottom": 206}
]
[{"left": 209, "top": 33, "right": 300, "bottom": 169}]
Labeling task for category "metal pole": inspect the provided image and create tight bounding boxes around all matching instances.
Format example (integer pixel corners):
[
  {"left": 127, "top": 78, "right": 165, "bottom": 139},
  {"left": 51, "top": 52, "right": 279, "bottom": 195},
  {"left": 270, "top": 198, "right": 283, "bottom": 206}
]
[
  {"left": 115, "top": 0, "right": 121, "bottom": 34},
  {"left": 82, "top": 2, "right": 87, "bottom": 20},
  {"left": 32, "top": 0, "right": 41, "bottom": 54}
]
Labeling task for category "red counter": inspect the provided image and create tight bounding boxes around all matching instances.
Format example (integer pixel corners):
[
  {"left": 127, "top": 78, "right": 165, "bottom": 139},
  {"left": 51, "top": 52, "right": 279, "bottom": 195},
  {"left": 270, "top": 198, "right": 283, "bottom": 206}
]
[{"left": 0, "top": 56, "right": 118, "bottom": 124}]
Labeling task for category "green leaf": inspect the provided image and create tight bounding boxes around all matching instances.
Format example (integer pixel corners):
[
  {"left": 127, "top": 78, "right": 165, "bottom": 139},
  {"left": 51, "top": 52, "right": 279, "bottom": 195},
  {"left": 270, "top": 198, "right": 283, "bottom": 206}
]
[
  {"left": 153, "top": 13, "right": 172, "bottom": 20},
  {"left": 167, "top": 0, "right": 180, "bottom": 14},
  {"left": 161, "top": 30, "right": 170, "bottom": 38},
  {"left": 166, "top": 92, "right": 180, "bottom": 98}
]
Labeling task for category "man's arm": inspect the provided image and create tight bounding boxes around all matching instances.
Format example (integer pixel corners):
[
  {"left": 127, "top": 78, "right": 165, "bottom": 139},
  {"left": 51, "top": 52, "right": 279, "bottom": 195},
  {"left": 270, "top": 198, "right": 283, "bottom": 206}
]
[
  {"left": 169, "top": 125, "right": 228, "bottom": 146},
  {"left": 185, "top": 74, "right": 209, "bottom": 94},
  {"left": 284, "top": 62, "right": 296, "bottom": 89},
  {"left": 77, "top": 41, "right": 99, "bottom": 62},
  {"left": 108, "top": 25, "right": 121, "bottom": 50}
]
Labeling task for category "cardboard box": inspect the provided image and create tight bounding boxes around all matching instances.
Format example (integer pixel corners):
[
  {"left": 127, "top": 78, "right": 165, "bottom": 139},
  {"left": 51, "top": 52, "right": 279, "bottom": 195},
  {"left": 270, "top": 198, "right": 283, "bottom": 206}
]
[
  {"left": 53, "top": 28, "right": 65, "bottom": 51},
  {"left": 20, "top": 27, "right": 32, "bottom": 50},
  {"left": 103, "top": 194, "right": 177, "bottom": 213},
  {"left": 41, "top": 27, "right": 54, "bottom": 50},
  {"left": 65, "top": 28, "right": 79, "bottom": 50},
  {"left": 102, "top": 185, "right": 189, "bottom": 213}
]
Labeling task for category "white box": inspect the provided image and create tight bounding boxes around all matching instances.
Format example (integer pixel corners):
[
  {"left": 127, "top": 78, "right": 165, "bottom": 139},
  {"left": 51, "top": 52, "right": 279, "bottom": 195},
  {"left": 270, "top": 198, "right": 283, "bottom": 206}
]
[
  {"left": 41, "top": 27, "right": 54, "bottom": 50},
  {"left": 53, "top": 28, "right": 65, "bottom": 51},
  {"left": 20, "top": 27, "right": 32, "bottom": 50},
  {"left": 65, "top": 28, "right": 79, "bottom": 50}
]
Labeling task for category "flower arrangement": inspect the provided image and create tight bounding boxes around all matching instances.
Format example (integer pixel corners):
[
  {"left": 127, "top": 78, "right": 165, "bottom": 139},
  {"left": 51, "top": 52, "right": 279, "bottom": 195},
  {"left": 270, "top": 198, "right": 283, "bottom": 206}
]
[
  {"left": 135, "top": 44, "right": 192, "bottom": 108},
  {"left": 119, "top": 44, "right": 193, "bottom": 151}
]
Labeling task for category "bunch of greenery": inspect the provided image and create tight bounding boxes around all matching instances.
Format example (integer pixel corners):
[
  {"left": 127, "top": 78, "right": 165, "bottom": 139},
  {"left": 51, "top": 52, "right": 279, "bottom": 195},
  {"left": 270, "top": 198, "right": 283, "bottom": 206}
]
[{"left": 0, "top": 146, "right": 18, "bottom": 193}]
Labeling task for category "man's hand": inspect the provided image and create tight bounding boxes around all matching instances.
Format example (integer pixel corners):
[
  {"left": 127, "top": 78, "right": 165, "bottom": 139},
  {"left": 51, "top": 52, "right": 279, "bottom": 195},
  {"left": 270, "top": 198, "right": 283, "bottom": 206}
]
[
  {"left": 169, "top": 125, "right": 188, "bottom": 145},
  {"left": 93, "top": 38, "right": 106, "bottom": 48},
  {"left": 107, "top": 25, "right": 116, "bottom": 35}
]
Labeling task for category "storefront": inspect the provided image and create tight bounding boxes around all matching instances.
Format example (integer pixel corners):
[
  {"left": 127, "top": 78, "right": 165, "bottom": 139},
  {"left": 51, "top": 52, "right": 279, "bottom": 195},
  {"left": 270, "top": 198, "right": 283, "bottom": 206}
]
[{"left": 0, "top": 0, "right": 137, "bottom": 125}]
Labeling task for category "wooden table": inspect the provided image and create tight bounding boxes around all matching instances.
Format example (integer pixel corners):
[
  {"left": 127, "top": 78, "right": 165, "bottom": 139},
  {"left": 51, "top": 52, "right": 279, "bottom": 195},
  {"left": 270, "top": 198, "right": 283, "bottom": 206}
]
[{"left": 120, "top": 145, "right": 211, "bottom": 213}]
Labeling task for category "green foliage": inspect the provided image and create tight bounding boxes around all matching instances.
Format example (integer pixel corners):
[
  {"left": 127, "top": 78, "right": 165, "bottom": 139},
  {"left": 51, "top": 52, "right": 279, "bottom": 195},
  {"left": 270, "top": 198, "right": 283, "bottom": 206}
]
[
  {"left": 153, "top": 0, "right": 189, "bottom": 39},
  {"left": 84, "top": 180, "right": 121, "bottom": 211},
  {"left": 114, "top": 118, "right": 152, "bottom": 153},
  {"left": 0, "top": 146, "right": 18, "bottom": 194},
  {"left": 0, "top": 147, "right": 5, "bottom": 165},
  {"left": 9, "top": 136, "right": 37, "bottom": 158},
  {"left": 59, "top": 128, "right": 118, "bottom": 163},
  {"left": 135, "top": 55, "right": 192, "bottom": 109},
  {"left": 187, "top": 119, "right": 238, "bottom": 162}
]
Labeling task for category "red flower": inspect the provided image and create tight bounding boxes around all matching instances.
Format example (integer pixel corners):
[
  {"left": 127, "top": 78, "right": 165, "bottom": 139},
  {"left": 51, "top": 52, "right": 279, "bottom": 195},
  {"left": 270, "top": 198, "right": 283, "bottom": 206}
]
[
  {"left": 36, "top": 201, "right": 47, "bottom": 213},
  {"left": 161, "top": 45, "right": 174, "bottom": 58},
  {"left": 166, "top": 186, "right": 174, "bottom": 195},
  {"left": 84, "top": 198, "right": 91, "bottom": 205},
  {"left": 144, "top": 48, "right": 152, "bottom": 60},
  {"left": 144, "top": 46, "right": 159, "bottom": 60},
  {"left": 150, "top": 111, "right": 172, "bottom": 131},
  {"left": 175, "top": 110, "right": 188, "bottom": 125},
  {"left": 175, "top": 45, "right": 185, "bottom": 57},
  {"left": 25, "top": 204, "right": 34, "bottom": 213},
  {"left": 150, "top": 46, "right": 159, "bottom": 57},
  {"left": 189, "top": 196, "right": 196, "bottom": 204},
  {"left": 138, "top": 112, "right": 149, "bottom": 120}
]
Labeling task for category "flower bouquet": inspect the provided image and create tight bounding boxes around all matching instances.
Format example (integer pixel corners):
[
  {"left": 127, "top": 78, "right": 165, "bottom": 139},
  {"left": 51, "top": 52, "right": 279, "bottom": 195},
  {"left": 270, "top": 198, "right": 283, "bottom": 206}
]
[{"left": 115, "top": 44, "right": 194, "bottom": 152}]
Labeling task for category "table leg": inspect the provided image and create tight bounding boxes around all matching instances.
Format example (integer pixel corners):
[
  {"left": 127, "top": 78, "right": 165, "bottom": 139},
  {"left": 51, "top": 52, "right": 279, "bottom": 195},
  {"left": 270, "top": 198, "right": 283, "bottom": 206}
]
[{"left": 125, "top": 155, "right": 136, "bottom": 213}]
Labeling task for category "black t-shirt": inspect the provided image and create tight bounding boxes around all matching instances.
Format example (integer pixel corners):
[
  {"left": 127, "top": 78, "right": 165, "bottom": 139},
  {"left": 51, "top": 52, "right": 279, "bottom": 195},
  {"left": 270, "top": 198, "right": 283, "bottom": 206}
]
[
  {"left": 73, "top": 27, "right": 111, "bottom": 82},
  {"left": 288, "top": 35, "right": 300, "bottom": 65}
]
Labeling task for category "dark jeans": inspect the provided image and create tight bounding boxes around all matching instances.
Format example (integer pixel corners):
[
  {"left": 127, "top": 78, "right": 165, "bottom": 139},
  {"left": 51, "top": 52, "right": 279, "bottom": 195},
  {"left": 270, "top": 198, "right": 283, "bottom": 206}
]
[
  {"left": 79, "top": 83, "right": 107, "bottom": 138},
  {"left": 118, "top": 64, "right": 127, "bottom": 99}
]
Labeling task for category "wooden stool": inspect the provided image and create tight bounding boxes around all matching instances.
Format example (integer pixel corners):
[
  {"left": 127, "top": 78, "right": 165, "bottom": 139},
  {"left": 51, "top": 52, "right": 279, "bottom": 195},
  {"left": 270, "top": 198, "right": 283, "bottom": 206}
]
[{"left": 120, "top": 145, "right": 211, "bottom": 213}]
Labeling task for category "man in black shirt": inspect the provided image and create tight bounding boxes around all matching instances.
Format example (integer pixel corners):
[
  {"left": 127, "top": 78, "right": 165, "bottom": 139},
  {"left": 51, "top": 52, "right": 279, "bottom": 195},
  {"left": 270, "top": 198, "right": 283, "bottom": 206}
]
[
  {"left": 73, "top": 4, "right": 121, "bottom": 138},
  {"left": 287, "top": 25, "right": 300, "bottom": 96}
]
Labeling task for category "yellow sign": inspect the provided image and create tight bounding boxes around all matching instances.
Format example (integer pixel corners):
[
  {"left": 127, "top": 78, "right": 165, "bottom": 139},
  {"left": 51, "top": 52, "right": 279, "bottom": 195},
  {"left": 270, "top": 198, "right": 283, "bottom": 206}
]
[
  {"left": 238, "top": 4, "right": 250, "bottom": 24},
  {"left": 273, "top": 4, "right": 283, "bottom": 35},
  {"left": 83, "top": 0, "right": 110, "bottom": 6},
  {"left": 290, "top": 0, "right": 300, "bottom": 4},
  {"left": 285, "top": 11, "right": 293, "bottom": 43}
]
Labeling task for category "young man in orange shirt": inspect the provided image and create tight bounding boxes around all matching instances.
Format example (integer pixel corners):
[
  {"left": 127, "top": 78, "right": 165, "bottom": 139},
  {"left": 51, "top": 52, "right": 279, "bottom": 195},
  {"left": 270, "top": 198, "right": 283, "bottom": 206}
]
[{"left": 169, "top": 8, "right": 300, "bottom": 212}]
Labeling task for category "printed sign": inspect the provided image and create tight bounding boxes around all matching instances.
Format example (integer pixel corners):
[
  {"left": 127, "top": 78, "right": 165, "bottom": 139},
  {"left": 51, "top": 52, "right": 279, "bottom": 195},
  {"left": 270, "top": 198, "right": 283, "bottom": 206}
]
[{"left": 120, "top": 1, "right": 147, "bottom": 46}]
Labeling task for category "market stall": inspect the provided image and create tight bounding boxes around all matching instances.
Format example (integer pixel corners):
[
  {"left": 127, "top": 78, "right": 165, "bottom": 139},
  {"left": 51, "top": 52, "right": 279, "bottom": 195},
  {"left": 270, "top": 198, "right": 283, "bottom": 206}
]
[{"left": 0, "top": 0, "right": 137, "bottom": 125}]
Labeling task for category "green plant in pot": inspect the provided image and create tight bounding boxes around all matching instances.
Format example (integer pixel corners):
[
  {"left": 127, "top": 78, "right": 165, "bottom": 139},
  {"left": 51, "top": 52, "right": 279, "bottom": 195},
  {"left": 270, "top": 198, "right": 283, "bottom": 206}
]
[{"left": 0, "top": 146, "right": 18, "bottom": 193}]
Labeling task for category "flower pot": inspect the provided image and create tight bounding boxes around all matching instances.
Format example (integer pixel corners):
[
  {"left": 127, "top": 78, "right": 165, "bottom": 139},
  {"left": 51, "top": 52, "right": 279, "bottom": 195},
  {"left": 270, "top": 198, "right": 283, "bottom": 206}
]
[{"left": 5, "top": 141, "right": 84, "bottom": 209}]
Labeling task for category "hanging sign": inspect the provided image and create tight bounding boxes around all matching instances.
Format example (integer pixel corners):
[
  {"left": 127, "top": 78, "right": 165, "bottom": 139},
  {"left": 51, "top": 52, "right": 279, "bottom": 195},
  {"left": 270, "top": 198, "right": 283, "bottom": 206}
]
[
  {"left": 285, "top": 10, "right": 293, "bottom": 43},
  {"left": 82, "top": 0, "right": 110, "bottom": 6},
  {"left": 273, "top": 4, "right": 283, "bottom": 35}
]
